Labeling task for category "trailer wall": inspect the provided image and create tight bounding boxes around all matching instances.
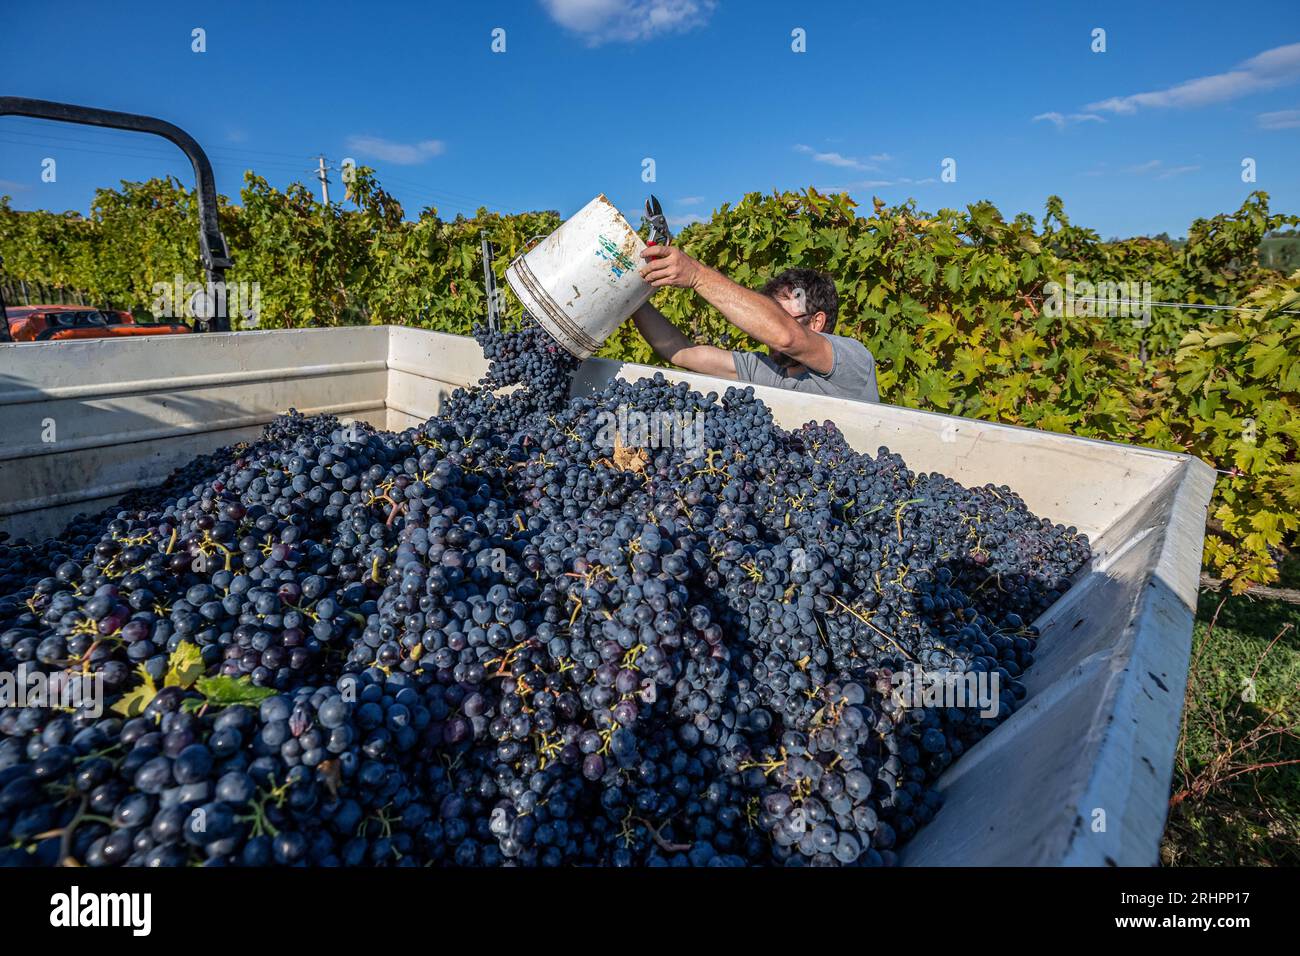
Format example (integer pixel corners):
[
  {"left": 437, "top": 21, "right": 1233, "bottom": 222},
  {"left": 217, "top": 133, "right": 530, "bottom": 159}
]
[{"left": 0, "top": 326, "right": 1215, "bottom": 865}]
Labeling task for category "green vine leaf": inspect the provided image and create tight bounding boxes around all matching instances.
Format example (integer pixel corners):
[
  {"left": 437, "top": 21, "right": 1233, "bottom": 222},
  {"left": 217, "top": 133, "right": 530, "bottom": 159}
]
[
  {"left": 110, "top": 663, "right": 158, "bottom": 718},
  {"left": 165, "top": 641, "right": 205, "bottom": 689}
]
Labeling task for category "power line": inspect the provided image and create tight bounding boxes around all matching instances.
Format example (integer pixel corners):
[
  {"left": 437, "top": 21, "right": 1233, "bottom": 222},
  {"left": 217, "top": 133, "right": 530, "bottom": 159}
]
[
  {"left": 2, "top": 130, "right": 510, "bottom": 214},
  {"left": 0, "top": 133, "right": 310, "bottom": 175},
  {"left": 0, "top": 137, "right": 484, "bottom": 216},
  {"left": 2, "top": 117, "right": 317, "bottom": 162},
  {"left": 0, "top": 129, "right": 319, "bottom": 174},
  {"left": 299, "top": 155, "right": 466, "bottom": 213},
  {"left": 367, "top": 168, "right": 505, "bottom": 211},
  {"left": 2, "top": 120, "right": 516, "bottom": 212},
  {"left": 1026, "top": 294, "right": 1300, "bottom": 316}
]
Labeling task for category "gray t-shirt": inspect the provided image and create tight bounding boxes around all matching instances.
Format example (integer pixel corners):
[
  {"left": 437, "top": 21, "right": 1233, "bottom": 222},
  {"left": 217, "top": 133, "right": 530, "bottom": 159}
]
[{"left": 732, "top": 334, "right": 879, "bottom": 403}]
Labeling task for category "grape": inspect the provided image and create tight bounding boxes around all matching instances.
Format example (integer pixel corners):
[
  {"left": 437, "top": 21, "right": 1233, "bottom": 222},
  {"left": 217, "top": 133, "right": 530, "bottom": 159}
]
[{"left": 0, "top": 312, "right": 1089, "bottom": 867}]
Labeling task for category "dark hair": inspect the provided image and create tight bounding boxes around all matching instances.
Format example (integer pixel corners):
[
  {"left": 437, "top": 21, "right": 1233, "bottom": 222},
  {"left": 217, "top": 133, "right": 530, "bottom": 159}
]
[{"left": 760, "top": 268, "right": 839, "bottom": 333}]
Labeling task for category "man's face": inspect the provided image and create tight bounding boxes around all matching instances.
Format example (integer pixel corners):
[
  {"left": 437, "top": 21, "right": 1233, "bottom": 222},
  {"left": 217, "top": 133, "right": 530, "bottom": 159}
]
[{"left": 770, "top": 291, "right": 822, "bottom": 368}]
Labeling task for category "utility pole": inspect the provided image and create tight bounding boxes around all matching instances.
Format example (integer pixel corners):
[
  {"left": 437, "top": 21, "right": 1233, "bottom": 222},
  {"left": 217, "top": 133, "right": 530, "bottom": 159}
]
[{"left": 315, "top": 155, "right": 331, "bottom": 205}]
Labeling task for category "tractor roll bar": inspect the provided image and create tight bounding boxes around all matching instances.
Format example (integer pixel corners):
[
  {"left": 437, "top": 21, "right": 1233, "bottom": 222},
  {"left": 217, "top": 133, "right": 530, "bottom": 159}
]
[{"left": 0, "top": 96, "right": 234, "bottom": 332}]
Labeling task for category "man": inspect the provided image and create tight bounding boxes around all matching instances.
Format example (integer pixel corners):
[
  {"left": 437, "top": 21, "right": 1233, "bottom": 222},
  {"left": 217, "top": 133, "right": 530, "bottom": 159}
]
[{"left": 630, "top": 245, "right": 879, "bottom": 403}]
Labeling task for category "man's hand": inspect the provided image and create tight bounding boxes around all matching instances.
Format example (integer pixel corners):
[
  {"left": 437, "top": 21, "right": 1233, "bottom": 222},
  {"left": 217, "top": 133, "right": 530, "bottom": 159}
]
[{"left": 639, "top": 245, "right": 704, "bottom": 289}]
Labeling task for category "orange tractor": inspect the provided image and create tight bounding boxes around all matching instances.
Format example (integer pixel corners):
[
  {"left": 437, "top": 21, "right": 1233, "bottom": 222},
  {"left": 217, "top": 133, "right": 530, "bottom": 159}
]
[{"left": 4, "top": 303, "right": 191, "bottom": 342}]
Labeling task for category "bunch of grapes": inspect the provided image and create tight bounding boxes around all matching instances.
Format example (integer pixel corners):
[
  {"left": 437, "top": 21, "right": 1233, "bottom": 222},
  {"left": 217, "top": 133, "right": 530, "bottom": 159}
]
[
  {"left": 0, "top": 318, "right": 1090, "bottom": 868},
  {"left": 473, "top": 320, "right": 580, "bottom": 409}
]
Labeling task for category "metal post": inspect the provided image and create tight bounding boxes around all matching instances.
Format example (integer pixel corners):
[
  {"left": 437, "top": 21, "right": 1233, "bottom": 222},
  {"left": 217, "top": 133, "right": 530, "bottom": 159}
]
[
  {"left": 317, "top": 156, "right": 331, "bottom": 206},
  {"left": 481, "top": 230, "right": 500, "bottom": 331},
  {"left": 0, "top": 256, "right": 10, "bottom": 342}
]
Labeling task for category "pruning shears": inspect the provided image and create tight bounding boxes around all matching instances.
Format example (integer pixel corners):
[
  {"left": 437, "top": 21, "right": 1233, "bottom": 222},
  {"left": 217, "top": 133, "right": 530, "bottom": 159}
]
[{"left": 645, "top": 195, "right": 671, "bottom": 247}]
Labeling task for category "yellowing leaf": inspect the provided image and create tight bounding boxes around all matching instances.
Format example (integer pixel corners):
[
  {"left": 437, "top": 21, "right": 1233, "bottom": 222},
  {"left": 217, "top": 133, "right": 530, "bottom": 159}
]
[
  {"left": 111, "top": 663, "right": 158, "bottom": 717},
  {"left": 610, "top": 433, "right": 649, "bottom": 474},
  {"left": 1203, "top": 331, "right": 1242, "bottom": 348},
  {"left": 164, "top": 641, "right": 205, "bottom": 689}
]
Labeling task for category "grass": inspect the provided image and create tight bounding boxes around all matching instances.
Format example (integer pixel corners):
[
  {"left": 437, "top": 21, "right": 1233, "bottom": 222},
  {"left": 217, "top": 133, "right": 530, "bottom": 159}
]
[{"left": 1160, "top": 556, "right": 1300, "bottom": 866}]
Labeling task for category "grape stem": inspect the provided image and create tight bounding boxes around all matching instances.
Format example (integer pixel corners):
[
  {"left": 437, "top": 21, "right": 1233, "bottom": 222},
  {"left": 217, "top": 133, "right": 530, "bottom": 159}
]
[{"left": 630, "top": 814, "right": 691, "bottom": 853}]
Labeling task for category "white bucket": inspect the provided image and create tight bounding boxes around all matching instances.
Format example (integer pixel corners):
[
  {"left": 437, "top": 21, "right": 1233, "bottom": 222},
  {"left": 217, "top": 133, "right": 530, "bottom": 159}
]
[{"left": 505, "top": 194, "right": 653, "bottom": 359}]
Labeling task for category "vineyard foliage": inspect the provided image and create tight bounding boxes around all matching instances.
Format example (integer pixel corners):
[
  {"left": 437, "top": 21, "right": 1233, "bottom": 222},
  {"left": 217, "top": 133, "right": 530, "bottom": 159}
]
[{"left": 1, "top": 173, "right": 1296, "bottom": 589}]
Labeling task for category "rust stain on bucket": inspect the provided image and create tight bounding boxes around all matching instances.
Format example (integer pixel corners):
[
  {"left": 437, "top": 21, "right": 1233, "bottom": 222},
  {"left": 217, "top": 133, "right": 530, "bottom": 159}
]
[{"left": 619, "top": 232, "right": 640, "bottom": 263}]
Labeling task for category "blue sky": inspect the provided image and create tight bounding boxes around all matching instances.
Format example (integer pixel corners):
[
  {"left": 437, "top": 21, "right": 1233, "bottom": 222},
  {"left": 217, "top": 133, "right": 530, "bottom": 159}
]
[{"left": 1, "top": 0, "right": 1297, "bottom": 238}]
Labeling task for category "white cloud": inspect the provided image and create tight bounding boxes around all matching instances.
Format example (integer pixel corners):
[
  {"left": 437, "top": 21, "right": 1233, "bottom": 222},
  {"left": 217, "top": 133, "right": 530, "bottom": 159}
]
[
  {"left": 1258, "top": 108, "right": 1300, "bottom": 129},
  {"left": 668, "top": 212, "right": 706, "bottom": 228},
  {"left": 1032, "top": 111, "right": 1104, "bottom": 129},
  {"left": 819, "top": 180, "right": 893, "bottom": 189},
  {"left": 1086, "top": 42, "right": 1300, "bottom": 114},
  {"left": 816, "top": 177, "right": 936, "bottom": 192},
  {"left": 815, "top": 152, "right": 867, "bottom": 169},
  {"left": 794, "top": 144, "right": 873, "bottom": 170},
  {"left": 0, "top": 178, "right": 31, "bottom": 192},
  {"left": 675, "top": 195, "right": 704, "bottom": 205},
  {"left": 540, "top": 0, "right": 715, "bottom": 45},
  {"left": 344, "top": 135, "right": 446, "bottom": 165},
  {"left": 868, "top": 152, "right": 892, "bottom": 162},
  {"left": 1084, "top": 159, "right": 1199, "bottom": 179}
]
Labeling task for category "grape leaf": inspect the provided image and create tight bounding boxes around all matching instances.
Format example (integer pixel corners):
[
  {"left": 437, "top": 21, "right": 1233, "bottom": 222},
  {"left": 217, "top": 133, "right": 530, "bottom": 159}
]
[
  {"left": 194, "top": 675, "right": 278, "bottom": 708},
  {"left": 609, "top": 433, "right": 649, "bottom": 474},
  {"left": 164, "top": 641, "right": 205, "bottom": 689},
  {"left": 110, "top": 663, "right": 158, "bottom": 718},
  {"left": 943, "top": 262, "right": 962, "bottom": 292}
]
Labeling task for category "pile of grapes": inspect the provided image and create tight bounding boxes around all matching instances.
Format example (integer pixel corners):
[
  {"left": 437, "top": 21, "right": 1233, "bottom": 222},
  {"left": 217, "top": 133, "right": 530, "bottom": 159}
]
[{"left": 0, "top": 319, "right": 1090, "bottom": 867}]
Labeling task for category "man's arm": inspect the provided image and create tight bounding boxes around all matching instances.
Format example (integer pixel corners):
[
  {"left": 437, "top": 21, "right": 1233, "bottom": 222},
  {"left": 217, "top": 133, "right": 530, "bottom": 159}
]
[
  {"left": 639, "top": 246, "right": 834, "bottom": 374},
  {"left": 631, "top": 301, "right": 737, "bottom": 379}
]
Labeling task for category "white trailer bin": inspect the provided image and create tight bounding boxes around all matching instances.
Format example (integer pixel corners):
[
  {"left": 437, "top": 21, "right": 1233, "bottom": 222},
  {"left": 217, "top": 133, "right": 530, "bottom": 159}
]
[{"left": 0, "top": 327, "right": 1216, "bottom": 866}]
